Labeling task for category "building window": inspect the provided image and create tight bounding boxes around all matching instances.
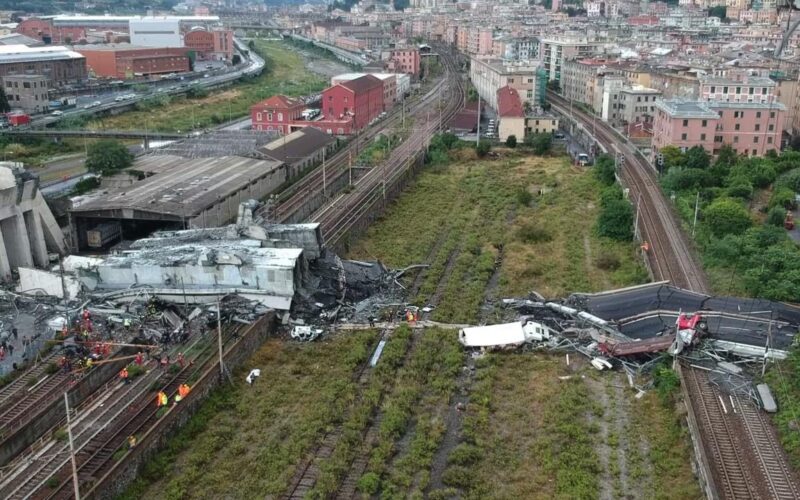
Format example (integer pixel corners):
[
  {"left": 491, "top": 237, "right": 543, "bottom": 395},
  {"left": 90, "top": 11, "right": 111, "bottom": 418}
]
[
  {"left": 755, "top": 124, "right": 760, "bottom": 131},
  {"left": 769, "top": 124, "right": 774, "bottom": 131},
  {"left": 754, "top": 137, "right": 759, "bottom": 143},
  {"left": 770, "top": 111, "right": 776, "bottom": 118},
  {"left": 702, "top": 120, "right": 707, "bottom": 127},
  {"left": 734, "top": 137, "right": 739, "bottom": 143},
  {"left": 736, "top": 87, "right": 741, "bottom": 94},
  {"left": 749, "top": 87, "right": 754, "bottom": 95},
  {"left": 723, "top": 86, "right": 728, "bottom": 93},
  {"left": 257, "top": 112, "right": 262, "bottom": 121},
  {"left": 735, "top": 123, "right": 740, "bottom": 131},
  {"left": 710, "top": 86, "right": 716, "bottom": 93},
  {"left": 681, "top": 133, "right": 687, "bottom": 140},
  {"left": 683, "top": 119, "right": 688, "bottom": 127},
  {"left": 762, "top": 88, "right": 767, "bottom": 95},
  {"left": 700, "top": 133, "right": 706, "bottom": 141},
  {"left": 768, "top": 137, "right": 773, "bottom": 144},
  {"left": 277, "top": 112, "right": 283, "bottom": 121},
  {"left": 756, "top": 111, "right": 761, "bottom": 118}
]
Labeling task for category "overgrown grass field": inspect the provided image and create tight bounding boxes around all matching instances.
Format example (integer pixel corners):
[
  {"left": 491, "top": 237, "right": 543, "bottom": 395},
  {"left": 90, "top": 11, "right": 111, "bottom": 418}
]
[
  {"left": 88, "top": 40, "right": 326, "bottom": 132},
  {"left": 348, "top": 150, "right": 648, "bottom": 323}
]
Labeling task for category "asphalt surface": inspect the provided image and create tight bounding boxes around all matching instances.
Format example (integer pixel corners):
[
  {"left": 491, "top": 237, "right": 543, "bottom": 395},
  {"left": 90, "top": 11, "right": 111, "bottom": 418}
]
[{"left": 566, "top": 283, "right": 800, "bottom": 350}]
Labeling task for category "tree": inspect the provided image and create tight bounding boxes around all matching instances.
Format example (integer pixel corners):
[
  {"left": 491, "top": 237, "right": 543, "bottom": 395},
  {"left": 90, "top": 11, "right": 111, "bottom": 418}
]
[
  {"left": 659, "top": 145, "right": 684, "bottom": 170},
  {"left": 766, "top": 206, "right": 788, "bottom": 227},
  {"left": 232, "top": 54, "right": 241, "bottom": 65},
  {"left": 708, "top": 5, "right": 726, "bottom": 19},
  {"left": 703, "top": 198, "right": 752, "bottom": 237},
  {"left": 85, "top": 140, "right": 133, "bottom": 175},
  {"left": 526, "top": 133, "right": 552, "bottom": 155},
  {"left": 596, "top": 187, "right": 634, "bottom": 241},
  {"left": 594, "top": 154, "right": 616, "bottom": 186},
  {"left": 476, "top": 140, "right": 491, "bottom": 157},
  {"left": 0, "top": 86, "right": 9, "bottom": 113},
  {"left": 505, "top": 135, "right": 517, "bottom": 148},
  {"left": 684, "top": 145, "right": 710, "bottom": 169}
]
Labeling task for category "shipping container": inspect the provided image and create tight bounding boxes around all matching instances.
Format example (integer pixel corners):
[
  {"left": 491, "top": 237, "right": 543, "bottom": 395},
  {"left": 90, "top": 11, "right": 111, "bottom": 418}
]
[{"left": 86, "top": 222, "right": 122, "bottom": 248}]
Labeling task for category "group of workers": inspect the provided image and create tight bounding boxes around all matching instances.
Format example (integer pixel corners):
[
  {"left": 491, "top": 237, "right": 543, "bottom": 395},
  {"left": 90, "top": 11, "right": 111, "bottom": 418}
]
[{"left": 156, "top": 383, "right": 191, "bottom": 408}]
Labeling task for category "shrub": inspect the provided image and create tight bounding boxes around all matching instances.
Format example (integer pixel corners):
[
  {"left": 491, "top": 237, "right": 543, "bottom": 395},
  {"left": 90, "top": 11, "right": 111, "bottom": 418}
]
[
  {"left": 442, "top": 465, "right": 474, "bottom": 488},
  {"left": 654, "top": 364, "right": 680, "bottom": 406},
  {"left": 516, "top": 222, "right": 552, "bottom": 243},
  {"left": 769, "top": 187, "right": 798, "bottom": 210},
  {"left": 595, "top": 250, "right": 621, "bottom": 270},
  {"left": 766, "top": 206, "right": 788, "bottom": 227},
  {"left": 71, "top": 176, "right": 100, "bottom": 196},
  {"left": 593, "top": 154, "right": 616, "bottom": 186},
  {"left": 127, "top": 363, "right": 146, "bottom": 379},
  {"left": 46, "top": 477, "right": 60, "bottom": 489},
  {"left": 85, "top": 140, "right": 133, "bottom": 175},
  {"left": 703, "top": 198, "right": 752, "bottom": 237},
  {"left": 726, "top": 182, "right": 753, "bottom": 200},
  {"left": 53, "top": 428, "right": 68, "bottom": 442},
  {"left": 476, "top": 140, "right": 491, "bottom": 157},
  {"left": 505, "top": 135, "right": 517, "bottom": 148},
  {"left": 45, "top": 362, "right": 60, "bottom": 375},
  {"left": 447, "top": 443, "right": 482, "bottom": 466},
  {"left": 596, "top": 190, "right": 634, "bottom": 242},
  {"left": 357, "top": 472, "right": 380, "bottom": 494},
  {"left": 515, "top": 187, "right": 533, "bottom": 207}
]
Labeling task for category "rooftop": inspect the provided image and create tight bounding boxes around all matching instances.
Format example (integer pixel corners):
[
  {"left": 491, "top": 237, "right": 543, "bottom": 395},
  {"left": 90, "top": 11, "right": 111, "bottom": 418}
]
[
  {"left": 0, "top": 44, "right": 84, "bottom": 63},
  {"left": 72, "top": 155, "right": 283, "bottom": 219},
  {"left": 707, "top": 101, "right": 787, "bottom": 111},
  {"left": 51, "top": 15, "right": 219, "bottom": 23},
  {"left": 0, "top": 33, "right": 42, "bottom": 47},
  {"left": 73, "top": 43, "right": 181, "bottom": 52},
  {"left": 340, "top": 74, "right": 382, "bottom": 93},
  {"left": 656, "top": 99, "right": 719, "bottom": 119},
  {"left": 258, "top": 127, "right": 335, "bottom": 163},
  {"left": 699, "top": 75, "right": 776, "bottom": 87}
]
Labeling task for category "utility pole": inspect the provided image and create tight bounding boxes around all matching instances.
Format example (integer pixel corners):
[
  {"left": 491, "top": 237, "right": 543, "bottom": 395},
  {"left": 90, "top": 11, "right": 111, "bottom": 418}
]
[
  {"left": 476, "top": 93, "right": 481, "bottom": 146},
  {"left": 322, "top": 147, "right": 327, "bottom": 198},
  {"left": 692, "top": 191, "right": 700, "bottom": 237},
  {"left": 633, "top": 193, "right": 642, "bottom": 238},
  {"left": 438, "top": 85, "right": 443, "bottom": 133},
  {"left": 348, "top": 150, "right": 353, "bottom": 186},
  {"left": 64, "top": 393, "right": 80, "bottom": 500},
  {"left": 402, "top": 99, "right": 406, "bottom": 129},
  {"left": 216, "top": 296, "right": 224, "bottom": 379}
]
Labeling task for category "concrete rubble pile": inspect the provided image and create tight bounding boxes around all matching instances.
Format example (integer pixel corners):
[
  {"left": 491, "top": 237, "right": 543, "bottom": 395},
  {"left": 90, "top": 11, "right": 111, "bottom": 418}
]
[{"left": 457, "top": 282, "right": 800, "bottom": 410}]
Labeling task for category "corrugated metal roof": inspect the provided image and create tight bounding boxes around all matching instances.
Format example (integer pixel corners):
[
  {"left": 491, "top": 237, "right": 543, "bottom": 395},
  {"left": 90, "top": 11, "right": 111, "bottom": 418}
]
[{"left": 0, "top": 44, "right": 84, "bottom": 63}]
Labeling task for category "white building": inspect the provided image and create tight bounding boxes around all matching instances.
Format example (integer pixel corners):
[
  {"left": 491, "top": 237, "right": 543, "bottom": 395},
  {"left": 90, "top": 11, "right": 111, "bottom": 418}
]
[{"left": 129, "top": 18, "right": 181, "bottom": 48}]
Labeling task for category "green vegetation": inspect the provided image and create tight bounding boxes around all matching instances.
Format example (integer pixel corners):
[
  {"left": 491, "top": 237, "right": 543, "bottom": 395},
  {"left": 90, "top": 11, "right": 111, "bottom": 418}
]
[
  {"left": 350, "top": 135, "right": 647, "bottom": 311},
  {"left": 524, "top": 132, "right": 553, "bottom": 155},
  {"left": 90, "top": 40, "right": 326, "bottom": 132},
  {"left": 363, "top": 328, "right": 462, "bottom": 496},
  {"left": 85, "top": 139, "right": 133, "bottom": 175},
  {"left": 596, "top": 185, "right": 634, "bottom": 241},
  {"left": 121, "top": 331, "right": 376, "bottom": 499},
  {"left": 765, "top": 346, "right": 800, "bottom": 469},
  {"left": 505, "top": 135, "right": 517, "bottom": 148},
  {"left": 310, "top": 326, "right": 412, "bottom": 497},
  {"left": 659, "top": 145, "right": 800, "bottom": 300}
]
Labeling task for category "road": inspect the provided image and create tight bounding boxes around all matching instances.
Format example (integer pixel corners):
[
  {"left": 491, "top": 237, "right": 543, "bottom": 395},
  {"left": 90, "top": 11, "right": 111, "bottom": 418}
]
[{"left": 18, "top": 38, "right": 264, "bottom": 129}]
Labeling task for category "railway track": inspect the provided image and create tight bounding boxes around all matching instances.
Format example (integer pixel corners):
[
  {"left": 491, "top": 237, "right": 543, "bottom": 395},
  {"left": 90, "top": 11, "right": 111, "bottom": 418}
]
[
  {"left": 311, "top": 48, "right": 465, "bottom": 246},
  {"left": 265, "top": 72, "right": 451, "bottom": 224},
  {"left": 0, "top": 353, "right": 60, "bottom": 409},
  {"left": 548, "top": 90, "right": 800, "bottom": 499}
]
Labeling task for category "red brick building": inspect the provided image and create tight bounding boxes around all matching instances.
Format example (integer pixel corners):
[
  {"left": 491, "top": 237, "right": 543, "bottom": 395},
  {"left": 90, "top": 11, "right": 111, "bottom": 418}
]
[
  {"left": 76, "top": 44, "right": 190, "bottom": 79},
  {"left": 250, "top": 94, "right": 305, "bottom": 134},
  {"left": 385, "top": 48, "right": 420, "bottom": 76},
  {"left": 184, "top": 28, "right": 234, "bottom": 61},
  {"left": 322, "top": 74, "right": 383, "bottom": 130}
]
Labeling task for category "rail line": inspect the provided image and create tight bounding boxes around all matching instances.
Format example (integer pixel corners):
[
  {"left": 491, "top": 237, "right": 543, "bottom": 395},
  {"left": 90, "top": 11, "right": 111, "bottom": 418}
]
[
  {"left": 548, "top": 90, "right": 799, "bottom": 499},
  {"left": 311, "top": 47, "right": 465, "bottom": 246},
  {"left": 266, "top": 71, "right": 451, "bottom": 224}
]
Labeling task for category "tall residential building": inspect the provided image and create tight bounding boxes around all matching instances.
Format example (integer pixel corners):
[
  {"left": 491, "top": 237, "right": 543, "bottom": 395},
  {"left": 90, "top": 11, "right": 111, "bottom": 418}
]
[
  {"left": 539, "top": 38, "right": 603, "bottom": 82},
  {"left": 470, "top": 56, "right": 539, "bottom": 110},
  {"left": 699, "top": 75, "right": 777, "bottom": 104}
]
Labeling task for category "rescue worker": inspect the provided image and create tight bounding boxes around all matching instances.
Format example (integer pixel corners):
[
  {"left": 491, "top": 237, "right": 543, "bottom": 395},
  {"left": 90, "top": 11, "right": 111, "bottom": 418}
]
[
  {"left": 123, "top": 318, "right": 132, "bottom": 330},
  {"left": 82, "top": 308, "right": 91, "bottom": 322},
  {"left": 160, "top": 354, "right": 169, "bottom": 369},
  {"left": 120, "top": 366, "right": 129, "bottom": 384},
  {"left": 11, "top": 328, "right": 17, "bottom": 340},
  {"left": 134, "top": 351, "right": 144, "bottom": 366},
  {"left": 176, "top": 352, "right": 185, "bottom": 368},
  {"left": 128, "top": 435, "right": 137, "bottom": 449},
  {"left": 156, "top": 391, "right": 168, "bottom": 408},
  {"left": 178, "top": 383, "right": 191, "bottom": 399},
  {"left": 86, "top": 358, "right": 93, "bottom": 370},
  {"left": 6, "top": 343, "right": 13, "bottom": 357},
  {"left": 173, "top": 393, "right": 182, "bottom": 406}
]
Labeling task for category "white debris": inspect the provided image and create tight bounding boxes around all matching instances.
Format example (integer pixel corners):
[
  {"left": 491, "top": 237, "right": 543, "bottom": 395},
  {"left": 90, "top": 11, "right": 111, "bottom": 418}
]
[
  {"left": 246, "top": 369, "right": 261, "bottom": 385},
  {"left": 459, "top": 320, "right": 553, "bottom": 347}
]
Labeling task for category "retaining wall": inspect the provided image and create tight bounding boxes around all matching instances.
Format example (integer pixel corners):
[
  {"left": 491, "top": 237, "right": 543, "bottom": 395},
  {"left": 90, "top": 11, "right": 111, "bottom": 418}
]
[{"left": 87, "top": 312, "right": 276, "bottom": 499}]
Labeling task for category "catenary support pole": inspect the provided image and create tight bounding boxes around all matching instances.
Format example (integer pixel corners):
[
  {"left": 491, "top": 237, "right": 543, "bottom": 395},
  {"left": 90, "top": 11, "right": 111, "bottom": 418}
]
[{"left": 64, "top": 393, "right": 80, "bottom": 500}]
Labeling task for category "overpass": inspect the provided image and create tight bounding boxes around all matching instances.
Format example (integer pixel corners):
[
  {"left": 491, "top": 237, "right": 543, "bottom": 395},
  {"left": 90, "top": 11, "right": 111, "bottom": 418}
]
[
  {"left": 3, "top": 129, "right": 188, "bottom": 146},
  {"left": 287, "top": 34, "right": 368, "bottom": 67}
]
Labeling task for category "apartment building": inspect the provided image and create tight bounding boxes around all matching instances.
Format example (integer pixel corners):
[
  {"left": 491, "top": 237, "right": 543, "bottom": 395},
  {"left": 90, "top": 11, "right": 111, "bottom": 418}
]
[
  {"left": 539, "top": 38, "right": 603, "bottom": 82},
  {"left": 561, "top": 58, "right": 611, "bottom": 108},
  {"left": 652, "top": 99, "right": 784, "bottom": 160},
  {"left": 699, "top": 75, "right": 777, "bottom": 104},
  {"left": 470, "top": 56, "right": 538, "bottom": 110},
  {"left": 617, "top": 85, "right": 661, "bottom": 127},
  {"left": 2, "top": 74, "right": 50, "bottom": 113}
]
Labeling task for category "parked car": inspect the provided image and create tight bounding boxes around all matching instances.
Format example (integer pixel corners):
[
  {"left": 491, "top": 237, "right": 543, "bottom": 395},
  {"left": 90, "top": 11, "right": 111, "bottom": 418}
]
[{"left": 51, "top": 110, "right": 63, "bottom": 116}]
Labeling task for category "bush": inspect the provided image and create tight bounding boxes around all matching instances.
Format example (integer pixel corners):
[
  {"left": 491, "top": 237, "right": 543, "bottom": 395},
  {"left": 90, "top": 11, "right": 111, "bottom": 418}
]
[
  {"left": 769, "top": 187, "right": 798, "bottom": 210},
  {"left": 525, "top": 133, "right": 552, "bottom": 155},
  {"left": 127, "top": 363, "right": 146, "bottom": 379},
  {"left": 442, "top": 465, "right": 474, "bottom": 488},
  {"left": 703, "top": 198, "right": 752, "bottom": 237},
  {"left": 661, "top": 167, "right": 713, "bottom": 192},
  {"left": 45, "top": 362, "right": 60, "bottom": 375},
  {"left": 515, "top": 187, "right": 532, "bottom": 207},
  {"left": 766, "top": 206, "right": 788, "bottom": 227},
  {"left": 593, "top": 154, "right": 616, "bottom": 186},
  {"left": 726, "top": 182, "right": 753, "bottom": 200},
  {"left": 476, "top": 140, "right": 491, "bottom": 157},
  {"left": 357, "top": 472, "right": 380, "bottom": 494},
  {"left": 505, "top": 135, "right": 517, "bottom": 148},
  {"left": 53, "top": 428, "right": 68, "bottom": 441},
  {"left": 516, "top": 222, "right": 552, "bottom": 243},
  {"left": 596, "top": 187, "right": 634, "bottom": 241},
  {"left": 595, "top": 250, "right": 621, "bottom": 270},
  {"left": 654, "top": 364, "right": 680, "bottom": 406},
  {"left": 447, "top": 443, "right": 482, "bottom": 466},
  {"left": 71, "top": 176, "right": 100, "bottom": 195},
  {"left": 186, "top": 85, "right": 208, "bottom": 99}
]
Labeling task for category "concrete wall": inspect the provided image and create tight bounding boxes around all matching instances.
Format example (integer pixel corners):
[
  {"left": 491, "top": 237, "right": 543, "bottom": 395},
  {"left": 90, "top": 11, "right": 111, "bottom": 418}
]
[
  {"left": 88, "top": 312, "right": 277, "bottom": 499},
  {"left": 18, "top": 267, "right": 82, "bottom": 299}
]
